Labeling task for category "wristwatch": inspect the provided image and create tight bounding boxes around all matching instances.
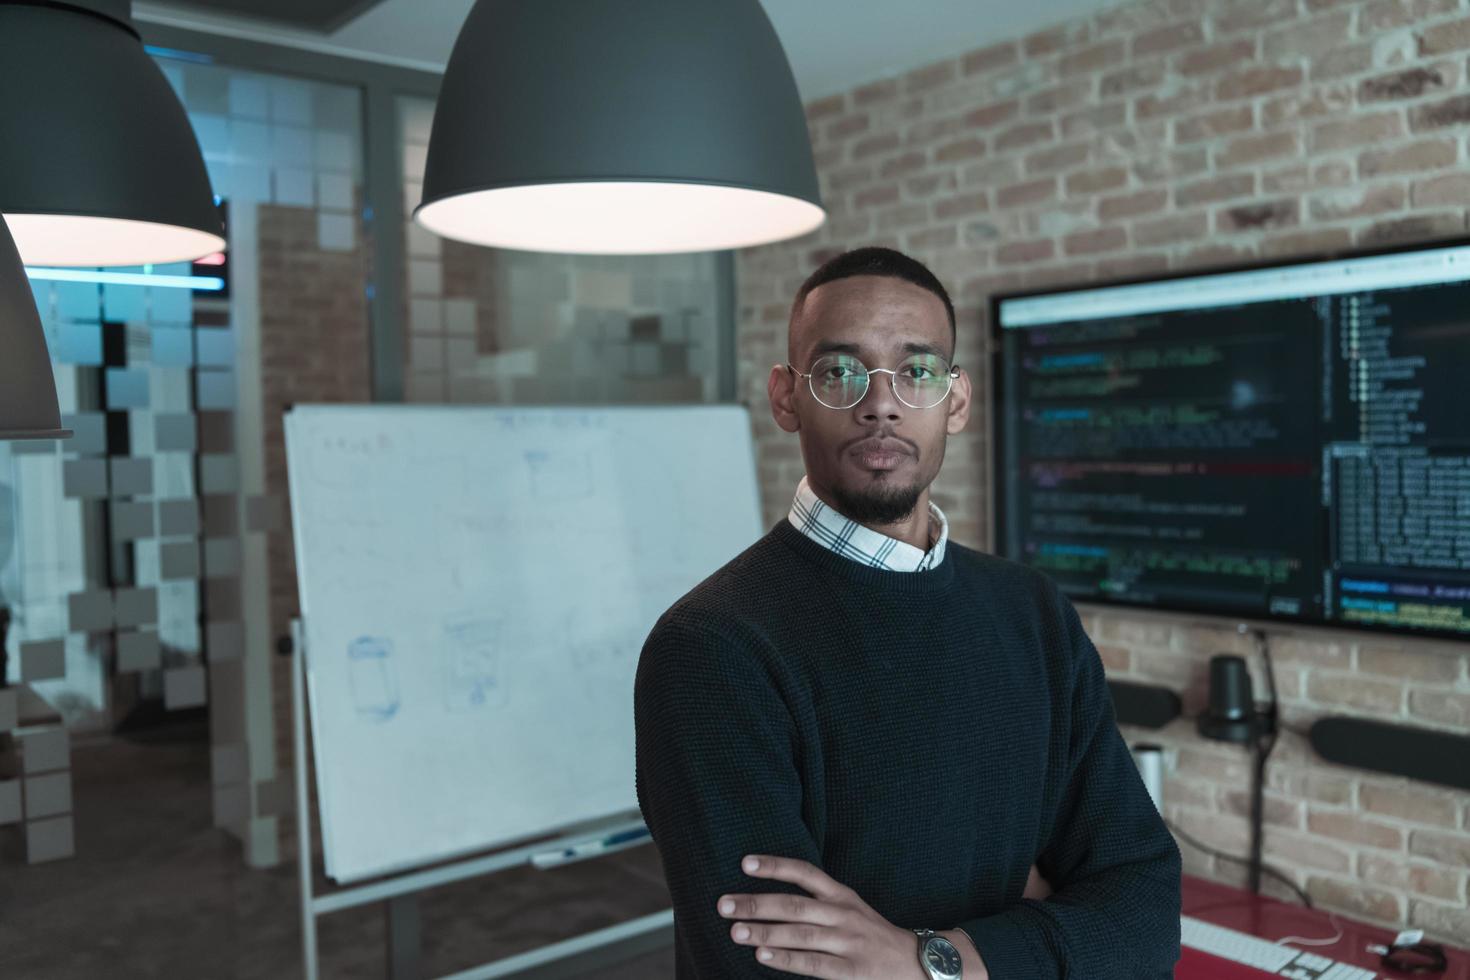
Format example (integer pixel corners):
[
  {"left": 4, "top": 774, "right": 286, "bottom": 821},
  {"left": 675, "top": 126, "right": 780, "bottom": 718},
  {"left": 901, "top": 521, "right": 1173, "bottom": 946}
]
[{"left": 912, "top": 928, "right": 963, "bottom": 979}]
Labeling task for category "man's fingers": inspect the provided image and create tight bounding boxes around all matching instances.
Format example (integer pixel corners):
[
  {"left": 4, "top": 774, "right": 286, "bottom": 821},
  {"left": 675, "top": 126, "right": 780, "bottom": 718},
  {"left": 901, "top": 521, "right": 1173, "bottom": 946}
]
[
  {"left": 740, "top": 854, "right": 853, "bottom": 902},
  {"left": 716, "top": 891, "right": 842, "bottom": 926},
  {"left": 750, "top": 944, "right": 849, "bottom": 978},
  {"left": 730, "top": 919, "right": 854, "bottom": 955}
]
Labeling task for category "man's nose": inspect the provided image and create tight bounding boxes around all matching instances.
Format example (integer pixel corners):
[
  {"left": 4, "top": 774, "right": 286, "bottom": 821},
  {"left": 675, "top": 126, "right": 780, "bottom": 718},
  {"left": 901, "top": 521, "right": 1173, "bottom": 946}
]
[{"left": 857, "top": 370, "right": 904, "bottom": 420}]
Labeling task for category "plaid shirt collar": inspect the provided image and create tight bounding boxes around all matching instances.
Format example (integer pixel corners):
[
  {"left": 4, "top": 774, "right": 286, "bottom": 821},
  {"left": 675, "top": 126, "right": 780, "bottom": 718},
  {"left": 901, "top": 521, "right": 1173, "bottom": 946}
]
[{"left": 787, "top": 476, "right": 949, "bottom": 572}]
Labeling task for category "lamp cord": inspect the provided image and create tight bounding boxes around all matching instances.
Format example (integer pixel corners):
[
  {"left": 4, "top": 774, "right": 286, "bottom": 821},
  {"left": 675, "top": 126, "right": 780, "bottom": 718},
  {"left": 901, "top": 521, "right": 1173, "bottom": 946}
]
[{"left": 1163, "top": 814, "right": 1313, "bottom": 909}]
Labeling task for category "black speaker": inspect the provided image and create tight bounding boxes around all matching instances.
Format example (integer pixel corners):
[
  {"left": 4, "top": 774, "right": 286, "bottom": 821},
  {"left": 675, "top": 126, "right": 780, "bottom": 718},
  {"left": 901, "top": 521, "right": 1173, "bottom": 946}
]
[
  {"left": 1107, "top": 679, "right": 1183, "bottom": 729},
  {"left": 1310, "top": 716, "right": 1470, "bottom": 791}
]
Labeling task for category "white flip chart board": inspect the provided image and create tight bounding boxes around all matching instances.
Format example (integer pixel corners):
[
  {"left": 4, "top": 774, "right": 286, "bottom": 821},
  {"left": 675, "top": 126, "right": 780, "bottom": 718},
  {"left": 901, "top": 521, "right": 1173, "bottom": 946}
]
[{"left": 284, "top": 404, "right": 763, "bottom": 883}]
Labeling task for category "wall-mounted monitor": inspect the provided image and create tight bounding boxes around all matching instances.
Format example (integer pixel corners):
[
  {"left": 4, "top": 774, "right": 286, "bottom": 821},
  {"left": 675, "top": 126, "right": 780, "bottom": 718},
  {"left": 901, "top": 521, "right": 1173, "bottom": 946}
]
[{"left": 992, "top": 237, "right": 1470, "bottom": 641}]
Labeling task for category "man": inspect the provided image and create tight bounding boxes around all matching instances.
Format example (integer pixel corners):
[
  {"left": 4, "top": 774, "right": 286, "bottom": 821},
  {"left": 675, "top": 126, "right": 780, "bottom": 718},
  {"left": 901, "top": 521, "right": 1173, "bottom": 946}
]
[{"left": 634, "top": 246, "right": 1181, "bottom": 979}]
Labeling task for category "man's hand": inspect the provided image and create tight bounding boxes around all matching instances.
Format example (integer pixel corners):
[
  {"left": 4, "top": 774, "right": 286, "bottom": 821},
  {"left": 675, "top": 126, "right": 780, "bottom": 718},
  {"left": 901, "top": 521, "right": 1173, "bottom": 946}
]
[{"left": 717, "top": 854, "right": 948, "bottom": 978}]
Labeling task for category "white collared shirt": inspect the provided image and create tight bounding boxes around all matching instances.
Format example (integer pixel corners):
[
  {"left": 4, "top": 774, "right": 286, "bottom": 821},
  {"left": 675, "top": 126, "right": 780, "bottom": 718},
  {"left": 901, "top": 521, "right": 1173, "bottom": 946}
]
[{"left": 786, "top": 475, "right": 949, "bottom": 572}]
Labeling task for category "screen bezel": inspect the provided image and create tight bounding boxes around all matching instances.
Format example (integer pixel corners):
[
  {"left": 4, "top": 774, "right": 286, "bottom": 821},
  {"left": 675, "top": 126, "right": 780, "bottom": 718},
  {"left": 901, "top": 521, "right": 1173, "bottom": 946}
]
[{"left": 988, "top": 231, "right": 1470, "bottom": 644}]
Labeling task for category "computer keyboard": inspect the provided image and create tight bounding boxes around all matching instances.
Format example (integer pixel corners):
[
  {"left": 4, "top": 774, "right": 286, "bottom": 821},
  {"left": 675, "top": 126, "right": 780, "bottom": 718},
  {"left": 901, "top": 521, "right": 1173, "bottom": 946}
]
[{"left": 1181, "top": 915, "right": 1377, "bottom": 979}]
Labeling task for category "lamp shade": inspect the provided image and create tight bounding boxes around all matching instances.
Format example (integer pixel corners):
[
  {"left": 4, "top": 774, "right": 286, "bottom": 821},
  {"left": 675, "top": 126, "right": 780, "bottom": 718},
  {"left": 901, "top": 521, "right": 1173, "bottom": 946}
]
[
  {"left": 416, "top": 0, "right": 825, "bottom": 254},
  {"left": 0, "top": 0, "right": 224, "bottom": 267},
  {"left": 0, "top": 215, "right": 70, "bottom": 440}
]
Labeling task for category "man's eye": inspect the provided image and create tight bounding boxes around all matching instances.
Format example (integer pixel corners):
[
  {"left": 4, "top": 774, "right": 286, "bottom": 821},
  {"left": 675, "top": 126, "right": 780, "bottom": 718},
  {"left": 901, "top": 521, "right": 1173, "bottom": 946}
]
[
  {"left": 906, "top": 366, "right": 934, "bottom": 380},
  {"left": 825, "top": 367, "right": 854, "bottom": 380}
]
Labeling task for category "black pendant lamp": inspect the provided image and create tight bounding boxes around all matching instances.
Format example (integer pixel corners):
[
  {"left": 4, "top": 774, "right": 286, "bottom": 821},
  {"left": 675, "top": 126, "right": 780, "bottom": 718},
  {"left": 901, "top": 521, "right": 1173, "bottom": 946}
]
[
  {"left": 416, "top": 0, "right": 825, "bottom": 254},
  {"left": 0, "top": 0, "right": 224, "bottom": 267},
  {"left": 0, "top": 215, "right": 70, "bottom": 440}
]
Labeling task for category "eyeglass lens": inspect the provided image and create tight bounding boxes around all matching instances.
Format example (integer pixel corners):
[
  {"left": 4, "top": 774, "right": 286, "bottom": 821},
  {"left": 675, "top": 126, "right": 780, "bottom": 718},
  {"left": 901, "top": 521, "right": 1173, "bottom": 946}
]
[{"left": 808, "top": 353, "right": 952, "bottom": 409}]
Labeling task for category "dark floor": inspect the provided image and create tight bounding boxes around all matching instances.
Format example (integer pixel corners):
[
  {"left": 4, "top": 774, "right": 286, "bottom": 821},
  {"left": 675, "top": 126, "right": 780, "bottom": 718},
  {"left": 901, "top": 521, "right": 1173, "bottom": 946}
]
[{"left": 0, "top": 734, "right": 677, "bottom": 979}]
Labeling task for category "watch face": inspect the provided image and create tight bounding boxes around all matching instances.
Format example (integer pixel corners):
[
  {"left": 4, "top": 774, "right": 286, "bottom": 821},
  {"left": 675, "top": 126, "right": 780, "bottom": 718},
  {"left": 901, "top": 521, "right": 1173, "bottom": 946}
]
[{"left": 924, "top": 937, "right": 963, "bottom": 977}]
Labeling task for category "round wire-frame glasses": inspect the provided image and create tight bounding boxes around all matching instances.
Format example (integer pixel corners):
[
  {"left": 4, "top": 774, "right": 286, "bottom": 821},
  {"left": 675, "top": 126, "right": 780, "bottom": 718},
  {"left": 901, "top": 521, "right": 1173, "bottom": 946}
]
[{"left": 786, "top": 352, "right": 960, "bottom": 410}]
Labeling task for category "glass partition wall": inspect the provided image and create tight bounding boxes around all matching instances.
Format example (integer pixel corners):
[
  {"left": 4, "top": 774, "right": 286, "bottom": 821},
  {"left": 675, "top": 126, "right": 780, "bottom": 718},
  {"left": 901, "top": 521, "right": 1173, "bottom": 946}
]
[{"left": 0, "top": 43, "right": 733, "bottom": 873}]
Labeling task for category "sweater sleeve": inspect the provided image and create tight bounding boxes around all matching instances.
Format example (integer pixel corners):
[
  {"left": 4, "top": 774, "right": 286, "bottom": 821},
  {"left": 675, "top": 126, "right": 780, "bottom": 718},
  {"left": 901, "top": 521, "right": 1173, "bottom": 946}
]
[
  {"left": 634, "top": 618, "right": 825, "bottom": 979},
  {"left": 954, "top": 589, "right": 1182, "bottom": 979}
]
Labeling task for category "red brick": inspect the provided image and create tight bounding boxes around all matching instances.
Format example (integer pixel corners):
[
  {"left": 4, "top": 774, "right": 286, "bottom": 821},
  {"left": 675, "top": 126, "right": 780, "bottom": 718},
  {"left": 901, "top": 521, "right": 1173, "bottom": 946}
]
[
  {"left": 1176, "top": 39, "right": 1256, "bottom": 76},
  {"left": 1062, "top": 226, "right": 1127, "bottom": 257},
  {"left": 1216, "top": 65, "right": 1305, "bottom": 101},
  {"left": 905, "top": 114, "right": 966, "bottom": 146},
  {"left": 852, "top": 132, "right": 901, "bottom": 160},
  {"left": 1409, "top": 687, "right": 1470, "bottom": 726},
  {"left": 904, "top": 60, "right": 957, "bottom": 95},
  {"left": 1099, "top": 188, "right": 1168, "bottom": 221},
  {"left": 1306, "top": 876, "right": 1404, "bottom": 923},
  {"left": 1307, "top": 810, "right": 1405, "bottom": 850},
  {"left": 1024, "top": 81, "right": 1093, "bottom": 116},
  {"left": 1358, "top": 138, "right": 1458, "bottom": 176},
  {"left": 1360, "top": 781, "right": 1461, "bottom": 828},
  {"left": 1175, "top": 106, "right": 1255, "bottom": 143},
  {"left": 996, "top": 178, "right": 1057, "bottom": 208},
  {"left": 1363, "top": 0, "right": 1457, "bottom": 32},
  {"left": 1309, "top": 43, "right": 1372, "bottom": 82},
  {"left": 1359, "top": 645, "right": 1464, "bottom": 682},
  {"left": 1312, "top": 112, "right": 1405, "bottom": 153},
  {"left": 1101, "top": 62, "right": 1167, "bottom": 96},
  {"left": 1136, "top": 84, "right": 1207, "bottom": 120},
  {"left": 1176, "top": 173, "right": 1255, "bottom": 206},
  {"left": 904, "top": 225, "right": 959, "bottom": 251},
  {"left": 1025, "top": 142, "right": 1089, "bottom": 174},
  {"left": 1023, "top": 22, "right": 1089, "bottom": 58},
  {"left": 804, "top": 94, "right": 846, "bottom": 121},
  {"left": 1266, "top": 227, "right": 1352, "bottom": 257},
  {"left": 934, "top": 137, "right": 987, "bottom": 163},
  {"left": 1262, "top": 85, "right": 1354, "bottom": 127},
  {"left": 1409, "top": 828, "right": 1470, "bottom": 866},
  {"left": 932, "top": 191, "right": 990, "bottom": 220},
  {"left": 1215, "top": 130, "right": 1300, "bottom": 168},
  {"left": 995, "top": 121, "right": 1055, "bottom": 152},
  {"left": 1059, "top": 39, "right": 1127, "bottom": 77},
  {"left": 1134, "top": 211, "right": 1208, "bottom": 246},
  {"left": 1065, "top": 166, "right": 1128, "bottom": 196},
  {"left": 1358, "top": 211, "right": 1466, "bottom": 245},
  {"left": 1214, "top": 0, "right": 1299, "bottom": 34},
  {"left": 1133, "top": 20, "right": 1206, "bottom": 58},
  {"left": 1265, "top": 12, "right": 1353, "bottom": 62},
  {"left": 852, "top": 78, "right": 899, "bottom": 107},
  {"left": 903, "top": 172, "right": 957, "bottom": 199},
  {"left": 853, "top": 183, "right": 900, "bottom": 210},
  {"left": 996, "top": 238, "right": 1055, "bottom": 265},
  {"left": 823, "top": 112, "right": 871, "bottom": 142},
  {"left": 1418, "top": 15, "right": 1470, "bottom": 56},
  {"left": 1307, "top": 671, "right": 1404, "bottom": 713},
  {"left": 962, "top": 42, "right": 1019, "bottom": 76},
  {"left": 1308, "top": 183, "right": 1406, "bottom": 220},
  {"left": 1060, "top": 102, "right": 1128, "bottom": 138},
  {"left": 963, "top": 100, "right": 1020, "bottom": 129},
  {"left": 1360, "top": 64, "right": 1452, "bottom": 102},
  {"left": 1410, "top": 94, "right": 1470, "bottom": 131},
  {"left": 876, "top": 202, "right": 929, "bottom": 232},
  {"left": 878, "top": 150, "right": 928, "bottom": 179}
]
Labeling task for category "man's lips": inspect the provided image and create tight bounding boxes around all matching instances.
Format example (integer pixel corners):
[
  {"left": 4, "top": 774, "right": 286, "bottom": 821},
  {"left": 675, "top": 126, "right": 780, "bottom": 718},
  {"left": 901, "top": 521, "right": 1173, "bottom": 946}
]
[{"left": 848, "top": 439, "right": 914, "bottom": 471}]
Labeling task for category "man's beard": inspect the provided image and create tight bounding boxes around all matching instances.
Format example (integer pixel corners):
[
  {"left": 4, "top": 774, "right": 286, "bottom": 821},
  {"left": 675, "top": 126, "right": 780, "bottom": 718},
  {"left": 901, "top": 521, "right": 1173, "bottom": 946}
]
[{"left": 829, "top": 478, "right": 925, "bottom": 526}]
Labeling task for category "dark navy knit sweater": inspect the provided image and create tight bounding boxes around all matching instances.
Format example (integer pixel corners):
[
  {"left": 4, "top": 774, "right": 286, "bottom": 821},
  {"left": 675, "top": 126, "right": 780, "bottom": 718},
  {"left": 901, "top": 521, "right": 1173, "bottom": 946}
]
[{"left": 634, "top": 518, "right": 1181, "bottom": 978}]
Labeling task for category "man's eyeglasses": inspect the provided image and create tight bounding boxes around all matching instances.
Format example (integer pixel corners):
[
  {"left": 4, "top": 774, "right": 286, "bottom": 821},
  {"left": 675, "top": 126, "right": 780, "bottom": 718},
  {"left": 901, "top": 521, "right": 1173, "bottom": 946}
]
[{"left": 786, "top": 353, "right": 960, "bottom": 411}]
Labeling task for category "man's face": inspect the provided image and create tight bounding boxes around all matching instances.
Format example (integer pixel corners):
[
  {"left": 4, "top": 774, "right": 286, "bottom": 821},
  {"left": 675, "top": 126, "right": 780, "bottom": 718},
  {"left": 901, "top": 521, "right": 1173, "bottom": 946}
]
[{"left": 767, "top": 274, "right": 971, "bottom": 525}]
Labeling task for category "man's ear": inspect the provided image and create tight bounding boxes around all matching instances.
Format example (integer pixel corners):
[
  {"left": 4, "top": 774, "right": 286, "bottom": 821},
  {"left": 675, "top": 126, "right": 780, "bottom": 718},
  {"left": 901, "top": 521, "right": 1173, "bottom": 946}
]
[
  {"left": 946, "top": 367, "right": 972, "bottom": 436},
  {"left": 769, "top": 363, "right": 801, "bottom": 433}
]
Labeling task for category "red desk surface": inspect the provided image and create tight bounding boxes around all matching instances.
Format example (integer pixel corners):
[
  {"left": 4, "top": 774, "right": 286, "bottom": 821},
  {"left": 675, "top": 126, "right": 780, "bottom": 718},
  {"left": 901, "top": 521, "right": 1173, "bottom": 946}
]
[{"left": 1180, "top": 874, "right": 1470, "bottom": 979}]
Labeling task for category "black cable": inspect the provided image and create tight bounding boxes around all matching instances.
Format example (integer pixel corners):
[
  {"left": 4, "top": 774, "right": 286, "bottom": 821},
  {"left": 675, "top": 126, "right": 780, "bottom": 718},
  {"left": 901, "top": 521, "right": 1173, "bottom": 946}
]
[{"left": 1163, "top": 814, "right": 1313, "bottom": 909}]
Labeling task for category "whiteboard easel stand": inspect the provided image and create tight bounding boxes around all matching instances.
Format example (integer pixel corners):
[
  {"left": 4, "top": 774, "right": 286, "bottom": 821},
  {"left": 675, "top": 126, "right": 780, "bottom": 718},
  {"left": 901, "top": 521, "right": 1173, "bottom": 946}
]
[{"left": 291, "top": 618, "right": 674, "bottom": 980}]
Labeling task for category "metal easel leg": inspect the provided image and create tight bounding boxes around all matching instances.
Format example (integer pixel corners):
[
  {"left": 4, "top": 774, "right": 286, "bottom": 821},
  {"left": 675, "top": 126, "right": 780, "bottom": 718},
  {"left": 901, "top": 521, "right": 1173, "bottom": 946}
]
[
  {"left": 386, "top": 893, "right": 424, "bottom": 980},
  {"left": 292, "top": 618, "right": 320, "bottom": 980}
]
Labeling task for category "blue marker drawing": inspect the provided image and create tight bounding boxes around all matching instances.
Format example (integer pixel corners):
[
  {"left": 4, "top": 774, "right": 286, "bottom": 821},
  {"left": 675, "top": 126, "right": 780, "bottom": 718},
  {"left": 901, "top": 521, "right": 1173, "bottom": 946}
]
[
  {"left": 441, "top": 613, "right": 508, "bottom": 711},
  {"left": 348, "top": 636, "right": 399, "bottom": 722}
]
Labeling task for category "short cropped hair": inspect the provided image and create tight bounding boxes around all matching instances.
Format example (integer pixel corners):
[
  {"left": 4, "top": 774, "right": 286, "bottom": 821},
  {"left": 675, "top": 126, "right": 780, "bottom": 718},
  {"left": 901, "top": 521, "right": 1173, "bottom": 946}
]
[{"left": 788, "top": 246, "right": 956, "bottom": 352}]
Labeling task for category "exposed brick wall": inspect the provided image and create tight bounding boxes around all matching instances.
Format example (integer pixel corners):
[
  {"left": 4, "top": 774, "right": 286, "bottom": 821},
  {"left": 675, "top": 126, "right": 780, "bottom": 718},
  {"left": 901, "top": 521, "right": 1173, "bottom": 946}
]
[
  {"left": 257, "top": 203, "right": 372, "bottom": 775},
  {"left": 733, "top": 0, "right": 1470, "bottom": 943}
]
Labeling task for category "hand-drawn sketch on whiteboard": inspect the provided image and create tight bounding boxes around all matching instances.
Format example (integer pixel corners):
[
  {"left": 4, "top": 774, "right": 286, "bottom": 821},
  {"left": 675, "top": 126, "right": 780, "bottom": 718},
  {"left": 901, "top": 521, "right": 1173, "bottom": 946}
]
[
  {"left": 441, "top": 613, "right": 508, "bottom": 711},
  {"left": 347, "top": 636, "right": 399, "bottom": 722},
  {"left": 285, "top": 404, "right": 762, "bottom": 883}
]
